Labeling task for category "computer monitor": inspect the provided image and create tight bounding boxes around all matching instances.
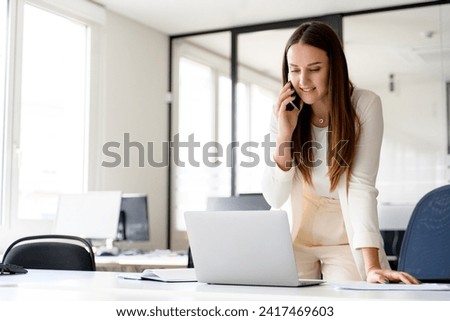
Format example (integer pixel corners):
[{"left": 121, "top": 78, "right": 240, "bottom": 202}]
[
  {"left": 188, "top": 193, "right": 271, "bottom": 268},
  {"left": 54, "top": 191, "right": 122, "bottom": 240},
  {"left": 206, "top": 193, "right": 271, "bottom": 211},
  {"left": 116, "top": 193, "right": 150, "bottom": 242}
]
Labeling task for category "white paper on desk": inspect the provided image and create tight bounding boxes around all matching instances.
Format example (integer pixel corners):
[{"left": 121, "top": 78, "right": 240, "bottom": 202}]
[
  {"left": 120, "top": 268, "right": 197, "bottom": 283},
  {"left": 334, "top": 283, "right": 450, "bottom": 291}
]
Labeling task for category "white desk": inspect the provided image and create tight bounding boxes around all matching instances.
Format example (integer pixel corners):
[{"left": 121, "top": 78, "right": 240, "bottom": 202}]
[{"left": 1, "top": 269, "right": 449, "bottom": 301}]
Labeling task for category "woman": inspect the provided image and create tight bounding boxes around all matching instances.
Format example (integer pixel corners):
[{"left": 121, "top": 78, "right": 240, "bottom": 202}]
[{"left": 262, "top": 21, "right": 418, "bottom": 284}]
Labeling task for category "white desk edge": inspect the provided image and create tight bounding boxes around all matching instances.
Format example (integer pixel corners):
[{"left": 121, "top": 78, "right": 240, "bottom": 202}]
[{"left": 1, "top": 269, "right": 449, "bottom": 301}]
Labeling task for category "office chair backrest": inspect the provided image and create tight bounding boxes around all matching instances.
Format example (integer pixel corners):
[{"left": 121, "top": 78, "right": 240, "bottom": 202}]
[
  {"left": 2, "top": 234, "right": 96, "bottom": 271},
  {"left": 397, "top": 185, "right": 450, "bottom": 281}
]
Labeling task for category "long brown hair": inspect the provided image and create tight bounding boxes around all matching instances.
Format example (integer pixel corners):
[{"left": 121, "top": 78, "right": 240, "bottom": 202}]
[{"left": 282, "top": 21, "right": 360, "bottom": 191}]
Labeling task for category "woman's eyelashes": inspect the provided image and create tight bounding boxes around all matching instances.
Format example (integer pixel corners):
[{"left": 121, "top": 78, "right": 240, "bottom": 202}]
[{"left": 289, "top": 68, "right": 321, "bottom": 74}]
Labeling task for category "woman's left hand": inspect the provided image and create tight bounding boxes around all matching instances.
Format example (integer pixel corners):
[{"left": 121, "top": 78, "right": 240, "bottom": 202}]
[{"left": 366, "top": 268, "right": 420, "bottom": 284}]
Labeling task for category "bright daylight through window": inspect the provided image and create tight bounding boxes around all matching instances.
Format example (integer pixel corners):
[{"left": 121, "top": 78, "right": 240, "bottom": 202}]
[
  {"left": 174, "top": 57, "right": 232, "bottom": 230},
  {"left": 173, "top": 55, "right": 276, "bottom": 233},
  {"left": 15, "top": 4, "right": 89, "bottom": 219}
]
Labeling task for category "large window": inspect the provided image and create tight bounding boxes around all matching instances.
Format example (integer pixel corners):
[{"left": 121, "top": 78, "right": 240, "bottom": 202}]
[
  {"left": 1, "top": 0, "right": 97, "bottom": 234},
  {"left": 173, "top": 56, "right": 275, "bottom": 230},
  {"left": 235, "top": 82, "right": 276, "bottom": 193},
  {"left": 174, "top": 57, "right": 227, "bottom": 228},
  {"left": 171, "top": 34, "right": 231, "bottom": 249},
  {"left": 170, "top": 33, "right": 279, "bottom": 249},
  {"left": 171, "top": 54, "right": 232, "bottom": 248},
  {"left": 15, "top": 4, "right": 89, "bottom": 220}
]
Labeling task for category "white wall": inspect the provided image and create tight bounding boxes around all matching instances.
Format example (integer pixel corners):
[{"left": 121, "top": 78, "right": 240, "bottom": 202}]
[{"left": 96, "top": 11, "right": 169, "bottom": 250}]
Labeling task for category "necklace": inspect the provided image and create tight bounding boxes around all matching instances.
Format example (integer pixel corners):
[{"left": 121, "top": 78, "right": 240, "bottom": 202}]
[
  {"left": 314, "top": 115, "right": 326, "bottom": 125},
  {"left": 312, "top": 111, "right": 327, "bottom": 126}
]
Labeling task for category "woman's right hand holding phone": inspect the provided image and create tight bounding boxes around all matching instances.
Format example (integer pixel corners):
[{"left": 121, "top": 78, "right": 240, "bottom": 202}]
[
  {"left": 273, "top": 82, "right": 301, "bottom": 171},
  {"left": 276, "top": 82, "right": 302, "bottom": 135}
]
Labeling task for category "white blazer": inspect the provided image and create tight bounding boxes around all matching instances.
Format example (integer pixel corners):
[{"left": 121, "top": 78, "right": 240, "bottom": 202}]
[{"left": 262, "top": 88, "right": 390, "bottom": 280}]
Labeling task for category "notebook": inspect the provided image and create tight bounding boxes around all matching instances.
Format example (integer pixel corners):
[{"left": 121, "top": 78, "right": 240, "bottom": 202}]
[
  {"left": 141, "top": 268, "right": 197, "bottom": 282},
  {"left": 118, "top": 268, "right": 196, "bottom": 283},
  {"left": 184, "top": 210, "right": 325, "bottom": 287}
]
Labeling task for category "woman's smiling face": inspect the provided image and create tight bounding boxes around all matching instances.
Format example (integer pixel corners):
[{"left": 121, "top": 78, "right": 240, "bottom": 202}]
[{"left": 287, "top": 42, "right": 330, "bottom": 107}]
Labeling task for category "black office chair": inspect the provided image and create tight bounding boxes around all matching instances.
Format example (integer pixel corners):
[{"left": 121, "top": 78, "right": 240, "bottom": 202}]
[
  {"left": 187, "top": 193, "right": 271, "bottom": 268},
  {"left": 2, "top": 234, "right": 96, "bottom": 271},
  {"left": 397, "top": 185, "right": 450, "bottom": 282}
]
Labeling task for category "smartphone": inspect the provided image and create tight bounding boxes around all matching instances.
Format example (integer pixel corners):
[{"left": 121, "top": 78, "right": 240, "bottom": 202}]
[{"left": 287, "top": 81, "right": 301, "bottom": 111}]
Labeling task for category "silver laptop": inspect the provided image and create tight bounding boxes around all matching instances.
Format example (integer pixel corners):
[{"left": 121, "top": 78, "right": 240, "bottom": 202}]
[{"left": 184, "top": 210, "right": 325, "bottom": 287}]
